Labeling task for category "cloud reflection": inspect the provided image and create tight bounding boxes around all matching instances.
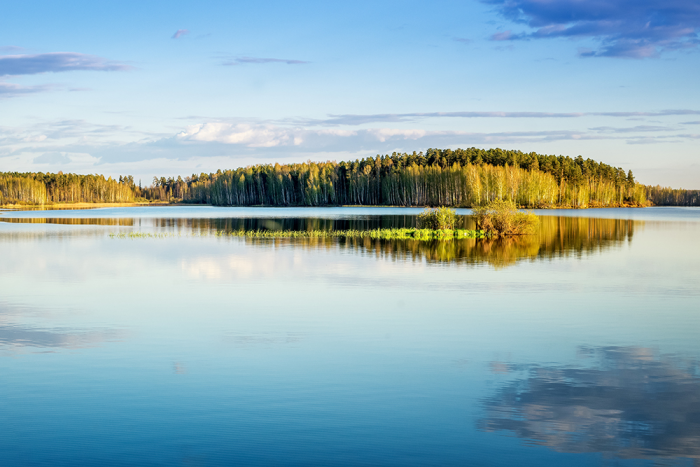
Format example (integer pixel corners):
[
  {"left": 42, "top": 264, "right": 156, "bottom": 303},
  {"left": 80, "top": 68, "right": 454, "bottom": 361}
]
[
  {"left": 0, "top": 302, "right": 126, "bottom": 351},
  {"left": 480, "top": 346, "right": 700, "bottom": 459},
  {"left": 0, "top": 324, "right": 124, "bottom": 349}
]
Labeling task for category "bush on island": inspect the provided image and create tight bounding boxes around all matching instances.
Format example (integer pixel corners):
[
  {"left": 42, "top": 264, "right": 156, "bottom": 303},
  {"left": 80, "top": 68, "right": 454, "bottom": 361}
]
[
  {"left": 417, "top": 206, "right": 457, "bottom": 230},
  {"left": 472, "top": 200, "right": 538, "bottom": 235}
]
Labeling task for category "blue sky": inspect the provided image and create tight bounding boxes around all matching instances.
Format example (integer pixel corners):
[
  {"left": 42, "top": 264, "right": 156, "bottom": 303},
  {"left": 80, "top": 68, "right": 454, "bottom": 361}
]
[{"left": 1, "top": 0, "right": 699, "bottom": 187}]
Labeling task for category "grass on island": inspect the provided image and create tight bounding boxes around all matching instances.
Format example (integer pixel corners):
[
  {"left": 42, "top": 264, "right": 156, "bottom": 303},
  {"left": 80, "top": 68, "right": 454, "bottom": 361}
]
[
  {"left": 108, "top": 203, "right": 538, "bottom": 240},
  {"left": 224, "top": 228, "right": 486, "bottom": 240},
  {"left": 110, "top": 232, "right": 177, "bottom": 239},
  {"left": 110, "top": 228, "right": 487, "bottom": 241},
  {"left": 109, "top": 203, "right": 539, "bottom": 240}
]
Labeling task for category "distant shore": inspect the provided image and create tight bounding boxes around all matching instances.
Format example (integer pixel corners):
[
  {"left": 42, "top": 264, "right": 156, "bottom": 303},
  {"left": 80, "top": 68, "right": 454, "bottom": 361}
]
[
  {"left": 0, "top": 201, "right": 651, "bottom": 211},
  {"left": 0, "top": 202, "right": 170, "bottom": 210}
]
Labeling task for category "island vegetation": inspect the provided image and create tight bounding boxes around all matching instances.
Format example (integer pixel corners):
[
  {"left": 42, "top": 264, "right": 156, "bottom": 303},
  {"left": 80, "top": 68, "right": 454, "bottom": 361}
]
[
  {"left": 2, "top": 147, "right": 698, "bottom": 208},
  {"left": 472, "top": 200, "right": 539, "bottom": 235},
  {"left": 418, "top": 206, "right": 457, "bottom": 230},
  {"left": 102, "top": 213, "right": 636, "bottom": 269},
  {"left": 110, "top": 228, "right": 487, "bottom": 241},
  {"left": 107, "top": 203, "right": 535, "bottom": 239},
  {"left": 154, "top": 148, "right": 648, "bottom": 208}
]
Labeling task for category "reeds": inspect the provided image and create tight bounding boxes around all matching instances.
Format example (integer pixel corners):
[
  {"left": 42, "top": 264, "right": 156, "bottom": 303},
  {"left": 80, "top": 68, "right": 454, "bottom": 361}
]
[
  {"left": 109, "top": 232, "right": 176, "bottom": 239},
  {"left": 109, "top": 228, "right": 487, "bottom": 241},
  {"left": 219, "top": 228, "right": 485, "bottom": 240}
]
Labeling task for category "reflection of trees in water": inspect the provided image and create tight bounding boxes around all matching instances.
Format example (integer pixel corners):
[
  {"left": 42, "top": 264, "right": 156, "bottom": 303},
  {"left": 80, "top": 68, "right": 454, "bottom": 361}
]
[
  {"left": 0, "top": 230, "right": 112, "bottom": 241},
  {"left": 235, "top": 216, "right": 637, "bottom": 268},
  {"left": 0, "top": 215, "right": 638, "bottom": 268},
  {"left": 0, "top": 225, "right": 131, "bottom": 241},
  {"left": 0, "top": 218, "right": 134, "bottom": 225},
  {"left": 153, "top": 215, "right": 421, "bottom": 233},
  {"left": 351, "top": 236, "right": 542, "bottom": 268},
  {"left": 480, "top": 347, "right": 700, "bottom": 460},
  {"left": 538, "top": 216, "right": 636, "bottom": 259},
  {"left": 240, "top": 235, "right": 546, "bottom": 268}
]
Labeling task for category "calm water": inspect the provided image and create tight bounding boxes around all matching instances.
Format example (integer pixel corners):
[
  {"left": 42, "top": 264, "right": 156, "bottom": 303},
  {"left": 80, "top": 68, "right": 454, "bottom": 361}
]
[{"left": 0, "top": 206, "right": 699, "bottom": 466}]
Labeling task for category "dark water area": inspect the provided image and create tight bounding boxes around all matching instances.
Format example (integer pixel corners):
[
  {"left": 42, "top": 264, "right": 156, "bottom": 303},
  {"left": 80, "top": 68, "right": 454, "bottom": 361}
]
[
  {"left": 0, "top": 211, "right": 633, "bottom": 233},
  {"left": 0, "top": 213, "right": 637, "bottom": 268},
  {"left": 0, "top": 207, "right": 699, "bottom": 466},
  {"left": 0, "top": 217, "right": 136, "bottom": 226}
]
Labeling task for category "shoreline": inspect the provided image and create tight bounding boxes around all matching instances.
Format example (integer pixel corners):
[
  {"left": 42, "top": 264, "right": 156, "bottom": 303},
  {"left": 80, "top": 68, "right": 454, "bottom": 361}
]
[
  {"left": 0, "top": 202, "right": 171, "bottom": 211},
  {"left": 1, "top": 202, "right": 652, "bottom": 211}
]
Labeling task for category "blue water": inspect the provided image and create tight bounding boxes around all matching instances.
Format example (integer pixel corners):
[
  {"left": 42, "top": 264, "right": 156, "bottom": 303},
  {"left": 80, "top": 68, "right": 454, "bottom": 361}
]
[{"left": 0, "top": 207, "right": 699, "bottom": 466}]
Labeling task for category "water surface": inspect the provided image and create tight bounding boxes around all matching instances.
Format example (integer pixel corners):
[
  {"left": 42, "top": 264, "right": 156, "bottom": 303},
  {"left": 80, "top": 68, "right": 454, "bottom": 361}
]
[{"left": 1, "top": 207, "right": 699, "bottom": 466}]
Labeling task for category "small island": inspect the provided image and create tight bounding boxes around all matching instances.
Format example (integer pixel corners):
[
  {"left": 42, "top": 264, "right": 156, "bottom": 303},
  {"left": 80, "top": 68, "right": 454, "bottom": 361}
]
[{"left": 109, "top": 202, "right": 538, "bottom": 240}]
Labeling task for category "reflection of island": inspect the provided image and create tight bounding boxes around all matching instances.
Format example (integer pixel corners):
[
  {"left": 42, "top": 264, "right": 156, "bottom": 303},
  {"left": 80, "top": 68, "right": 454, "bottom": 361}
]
[
  {"left": 479, "top": 347, "right": 700, "bottom": 460},
  {"left": 157, "top": 216, "right": 638, "bottom": 267},
  {"left": 0, "top": 217, "right": 134, "bottom": 225},
  {"left": 237, "top": 217, "right": 638, "bottom": 268},
  {"left": 0, "top": 215, "right": 639, "bottom": 268}
]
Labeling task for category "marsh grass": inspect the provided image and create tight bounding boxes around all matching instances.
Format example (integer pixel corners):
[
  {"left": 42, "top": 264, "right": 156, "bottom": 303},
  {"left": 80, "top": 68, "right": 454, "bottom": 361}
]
[
  {"left": 222, "top": 228, "right": 485, "bottom": 240},
  {"left": 110, "top": 232, "right": 177, "bottom": 239},
  {"left": 109, "top": 228, "right": 486, "bottom": 241}
]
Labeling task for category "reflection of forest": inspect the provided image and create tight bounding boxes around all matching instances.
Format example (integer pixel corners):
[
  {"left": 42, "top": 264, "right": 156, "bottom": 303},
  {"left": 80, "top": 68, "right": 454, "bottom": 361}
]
[
  {"left": 225, "top": 216, "right": 638, "bottom": 268},
  {"left": 0, "top": 215, "right": 638, "bottom": 268},
  {"left": 0, "top": 218, "right": 134, "bottom": 225},
  {"left": 479, "top": 346, "right": 700, "bottom": 460}
]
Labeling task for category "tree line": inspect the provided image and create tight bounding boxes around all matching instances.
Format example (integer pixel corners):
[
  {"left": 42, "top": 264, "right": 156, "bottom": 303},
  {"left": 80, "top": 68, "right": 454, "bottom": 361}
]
[
  {"left": 163, "top": 148, "right": 647, "bottom": 208},
  {"left": 0, "top": 171, "right": 133, "bottom": 205},
  {"left": 3, "top": 147, "right": 698, "bottom": 207},
  {"left": 645, "top": 185, "right": 700, "bottom": 206}
]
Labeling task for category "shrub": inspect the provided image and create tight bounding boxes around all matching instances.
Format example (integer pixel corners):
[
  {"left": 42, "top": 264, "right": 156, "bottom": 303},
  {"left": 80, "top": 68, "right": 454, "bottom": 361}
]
[
  {"left": 417, "top": 206, "right": 457, "bottom": 230},
  {"left": 472, "top": 200, "right": 538, "bottom": 235}
]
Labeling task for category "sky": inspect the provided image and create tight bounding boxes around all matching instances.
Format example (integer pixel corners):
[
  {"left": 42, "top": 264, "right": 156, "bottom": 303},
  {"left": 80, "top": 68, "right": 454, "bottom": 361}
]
[{"left": 1, "top": 0, "right": 699, "bottom": 188}]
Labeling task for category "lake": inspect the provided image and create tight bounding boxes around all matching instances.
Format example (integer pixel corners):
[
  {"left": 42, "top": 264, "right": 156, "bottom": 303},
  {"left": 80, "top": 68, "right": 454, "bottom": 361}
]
[{"left": 1, "top": 206, "right": 699, "bottom": 466}]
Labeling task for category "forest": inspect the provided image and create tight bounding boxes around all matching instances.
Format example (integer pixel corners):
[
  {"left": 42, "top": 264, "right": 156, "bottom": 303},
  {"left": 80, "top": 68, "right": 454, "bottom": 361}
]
[
  {"left": 146, "top": 148, "right": 647, "bottom": 208},
  {"left": 644, "top": 185, "right": 700, "bottom": 206},
  {"left": 1, "top": 147, "right": 697, "bottom": 207},
  {"left": 0, "top": 172, "right": 133, "bottom": 205}
]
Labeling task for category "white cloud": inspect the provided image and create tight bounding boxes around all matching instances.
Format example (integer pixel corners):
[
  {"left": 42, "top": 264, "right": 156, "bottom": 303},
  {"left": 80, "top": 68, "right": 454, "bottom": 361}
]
[
  {"left": 176, "top": 122, "right": 364, "bottom": 148},
  {"left": 177, "top": 123, "right": 302, "bottom": 147},
  {"left": 177, "top": 122, "right": 444, "bottom": 147},
  {"left": 0, "top": 81, "right": 49, "bottom": 97},
  {"left": 22, "top": 134, "right": 47, "bottom": 143},
  {"left": 368, "top": 128, "right": 428, "bottom": 142},
  {"left": 3, "top": 113, "right": 700, "bottom": 188}
]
